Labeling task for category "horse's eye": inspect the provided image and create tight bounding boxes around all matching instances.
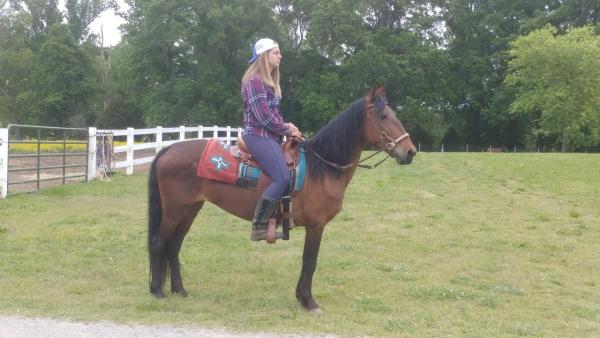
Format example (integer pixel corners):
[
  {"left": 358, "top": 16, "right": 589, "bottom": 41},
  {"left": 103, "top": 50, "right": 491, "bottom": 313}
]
[{"left": 379, "top": 113, "right": 387, "bottom": 120}]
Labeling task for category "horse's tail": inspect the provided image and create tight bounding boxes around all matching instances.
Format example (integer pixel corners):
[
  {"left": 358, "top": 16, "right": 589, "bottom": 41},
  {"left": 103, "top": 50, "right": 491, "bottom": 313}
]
[{"left": 148, "top": 146, "right": 170, "bottom": 291}]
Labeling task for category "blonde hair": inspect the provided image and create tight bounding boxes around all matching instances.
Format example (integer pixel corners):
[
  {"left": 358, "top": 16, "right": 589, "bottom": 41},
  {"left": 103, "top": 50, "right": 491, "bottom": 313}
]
[{"left": 241, "top": 50, "right": 281, "bottom": 97}]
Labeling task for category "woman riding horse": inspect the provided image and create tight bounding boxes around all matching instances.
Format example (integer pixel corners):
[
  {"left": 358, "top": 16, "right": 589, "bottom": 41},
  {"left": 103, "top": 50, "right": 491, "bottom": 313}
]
[
  {"left": 147, "top": 83, "right": 417, "bottom": 312},
  {"left": 241, "top": 38, "right": 302, "bottom": 241}
]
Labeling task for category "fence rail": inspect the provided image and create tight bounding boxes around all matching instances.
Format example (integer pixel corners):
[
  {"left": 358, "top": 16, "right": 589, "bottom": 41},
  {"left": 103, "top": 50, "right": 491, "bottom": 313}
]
[
  {"left": 0, "top": 128, "right": 8, "bottom": 198},
  {"left": 91, "top": 125, "right": 242, "bottom": 177},
  {"left": 0, "top": 125, "right": 90, "bottom": 198},
  {"left": 0, "top": 125, "right": 242, "bottom": 197},
  {"left": 3, "top": 123, "right": 597, "bottom": 198}
]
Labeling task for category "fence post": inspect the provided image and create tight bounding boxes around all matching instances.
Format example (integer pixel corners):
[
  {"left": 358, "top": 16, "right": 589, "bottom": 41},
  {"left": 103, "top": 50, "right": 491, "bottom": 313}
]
[
  {"left": 156, "top": 126, "right": 162, "bottom": 153},
  {"left": 87, "top": 127, "right": 97, "bottom": 181},
  {"left": 126, "top": 127, "right": 134, "bottom": 175},
  {"left": 441, "top": 144, "right": 444, "bottom": 153},
  {"left": 237, "top": 128, "right": 243, "bottom": 144},
  {"left": 179, "top": 126, "right": 185, "bottom": 141},
  {"left": 213, "top": 125, "right": 218, "bottom": 139},
  {"left": 226, "top": 126, "right": 232, "bottom": 145},
  {"left": 0, "top": 128, "right": 8, "bottom": 198},
  {"left": 198, "top": 125, "right": 204, "bottom": 139}
]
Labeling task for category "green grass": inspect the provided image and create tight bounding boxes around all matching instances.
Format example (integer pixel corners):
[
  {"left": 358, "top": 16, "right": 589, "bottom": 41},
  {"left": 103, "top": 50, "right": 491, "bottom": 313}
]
[{"left": 1, "top": 152, "right": 599, "bottom": 337}]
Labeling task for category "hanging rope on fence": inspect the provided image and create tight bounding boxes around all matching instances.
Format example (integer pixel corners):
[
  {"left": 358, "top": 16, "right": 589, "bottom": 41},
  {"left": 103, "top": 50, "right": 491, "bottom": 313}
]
[{"left": 96, "top": 132, "right": 115, "bottom": 180}]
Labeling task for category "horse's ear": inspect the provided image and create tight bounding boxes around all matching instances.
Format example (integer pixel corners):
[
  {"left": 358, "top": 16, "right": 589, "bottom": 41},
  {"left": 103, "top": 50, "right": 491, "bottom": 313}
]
[{"left": 369, "top": 84, "right": 386, "bottom": 98}]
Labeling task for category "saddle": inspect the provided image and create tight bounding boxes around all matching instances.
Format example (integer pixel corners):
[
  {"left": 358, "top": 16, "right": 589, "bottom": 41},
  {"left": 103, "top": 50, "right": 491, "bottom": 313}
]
[
  {"left": 229, "top": 136, "right": 301, "bottom": 170},
  {"left": 229, "top": 137, "right": 302, "bottom": 244}
]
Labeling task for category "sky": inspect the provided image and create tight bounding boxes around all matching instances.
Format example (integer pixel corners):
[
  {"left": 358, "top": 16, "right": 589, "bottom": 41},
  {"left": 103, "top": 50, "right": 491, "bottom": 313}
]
[
  {"left": 55, "top": 0, "right": 127, "bottom": 46},
  {"left": 88, "top": 1, "right": 128, "bottom": 46}
]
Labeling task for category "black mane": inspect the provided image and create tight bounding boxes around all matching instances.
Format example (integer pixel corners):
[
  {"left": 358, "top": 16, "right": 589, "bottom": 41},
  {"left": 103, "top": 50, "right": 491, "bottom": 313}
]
[{"left": 305, "top": 98, "right": 366, "bottom": 180}]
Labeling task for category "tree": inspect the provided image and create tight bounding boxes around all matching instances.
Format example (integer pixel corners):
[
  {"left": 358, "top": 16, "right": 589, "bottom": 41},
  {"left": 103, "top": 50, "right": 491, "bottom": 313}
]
[
  {"left": 0, "top": 2, "right": 37, "bottom": 125},
  {"left": 1, "top": 0, "right": 111, "bottom": 127},
  {"left": 442, "top": 0, "right": 555, "bottom": 149},
  {"left": 35, "top": 25, "right": 100, "bottom": 126},
  {"left": 64, "top": 0, "right": 117, "bottom": 42},
  {"left": 505, "top": 25, "right": 600, "bottom": 150},
  {"left": 291, "top": 0, "right": 452, "bottom": 140},
  {"left": 118, "top": 0, "right": 281, "bottom": 126}
]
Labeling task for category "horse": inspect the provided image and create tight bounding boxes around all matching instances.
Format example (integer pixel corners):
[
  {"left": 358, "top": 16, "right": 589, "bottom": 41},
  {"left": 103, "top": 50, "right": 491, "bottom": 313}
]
[{"left": 147, "top": 84, "right": 417, "bottom": 312}]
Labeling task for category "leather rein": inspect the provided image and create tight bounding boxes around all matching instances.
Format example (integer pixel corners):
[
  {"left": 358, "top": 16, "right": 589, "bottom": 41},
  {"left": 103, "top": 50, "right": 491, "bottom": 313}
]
[{"left": 300, "top": 102, "right": 409, "bottom": 171}]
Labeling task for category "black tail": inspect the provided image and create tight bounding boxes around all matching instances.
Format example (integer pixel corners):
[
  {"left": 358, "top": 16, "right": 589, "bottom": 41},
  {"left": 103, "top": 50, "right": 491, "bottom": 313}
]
[{"left": 148, "top": 146, "right": 170, "bottom": 291}]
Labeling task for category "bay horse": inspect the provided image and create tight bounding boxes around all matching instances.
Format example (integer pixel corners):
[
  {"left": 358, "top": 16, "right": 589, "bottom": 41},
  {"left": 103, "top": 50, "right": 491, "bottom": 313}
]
[{"left": 147, "top": 85, "right": 417, "bottom": 312}]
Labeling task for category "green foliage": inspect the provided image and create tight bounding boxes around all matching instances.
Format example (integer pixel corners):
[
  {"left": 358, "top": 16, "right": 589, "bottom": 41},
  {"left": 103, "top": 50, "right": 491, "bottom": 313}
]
[
  {"left": 0, "top": 47, "right": 38, "bottom": 125},
  {"left": 118, "top": 0, "right": 278, "bottom": 127},
  {"left": 36, "top": 25, "right": 100, "bottom": 126},
  {"left": 442, "top": 0, "right": 552, "bottom": 148},
  {"left": 506, "top": 25, "right": 600, "bottom": 150},
  {"left": 0, "top": 1, "right": 107, "bottom": 127},
  {"left": 64, "top": 0, "right": 116, "bottom": 42},
  {"left": 1, "top": 0, "right": 599, "bottom": 150}
]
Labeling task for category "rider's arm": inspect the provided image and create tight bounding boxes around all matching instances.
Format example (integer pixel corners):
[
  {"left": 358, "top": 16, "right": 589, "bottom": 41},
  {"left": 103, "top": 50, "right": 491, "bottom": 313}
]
[{"left": 244, "top": 77, "right": 289, "bottom": 136}]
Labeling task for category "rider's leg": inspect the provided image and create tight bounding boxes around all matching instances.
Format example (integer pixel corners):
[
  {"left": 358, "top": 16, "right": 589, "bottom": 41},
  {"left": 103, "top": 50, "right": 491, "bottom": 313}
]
[{"left": 242, "top": 134, "right": 291, "bottom": 241}]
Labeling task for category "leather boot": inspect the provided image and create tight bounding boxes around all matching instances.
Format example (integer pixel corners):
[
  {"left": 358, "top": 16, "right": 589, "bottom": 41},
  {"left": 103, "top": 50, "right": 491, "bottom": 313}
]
[{"left": 250, "top": 194, "right": 283, "bottom": 241}]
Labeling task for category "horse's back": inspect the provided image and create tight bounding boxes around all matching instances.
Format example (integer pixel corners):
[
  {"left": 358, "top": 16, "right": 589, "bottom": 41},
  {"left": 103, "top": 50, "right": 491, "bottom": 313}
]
[{"left": 155, "top": 139, "right": 209, "bottom": 205}]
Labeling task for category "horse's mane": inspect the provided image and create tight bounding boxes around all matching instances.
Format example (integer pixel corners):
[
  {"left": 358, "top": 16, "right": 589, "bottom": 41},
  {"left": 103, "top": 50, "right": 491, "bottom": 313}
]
[{"left": 305, "top": 98, "right": 366, "bottom": 181}]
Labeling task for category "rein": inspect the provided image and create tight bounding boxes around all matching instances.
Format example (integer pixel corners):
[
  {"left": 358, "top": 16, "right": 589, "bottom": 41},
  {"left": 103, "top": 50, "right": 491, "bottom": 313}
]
[
  {"left": 297, "top": 98, "right": 409, "bottom": 172},
  {"left": 301, "top": 140, "right": 405, "bottom": 171},
  {"left": 300, "top": 141, "right": 355, "bottom": 171}
]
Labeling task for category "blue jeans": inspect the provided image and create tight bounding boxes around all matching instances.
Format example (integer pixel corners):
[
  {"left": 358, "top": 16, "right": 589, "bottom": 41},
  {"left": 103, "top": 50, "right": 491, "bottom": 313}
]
[{"left": 242, "top": 134, "right": 290, "bottom": 200}]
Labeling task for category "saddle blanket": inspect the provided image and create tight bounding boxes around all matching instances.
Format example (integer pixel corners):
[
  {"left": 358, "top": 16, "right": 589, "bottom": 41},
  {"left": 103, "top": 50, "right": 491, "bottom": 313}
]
[{"left": 197, "top": 139, "right": 306, "bottom": 192}]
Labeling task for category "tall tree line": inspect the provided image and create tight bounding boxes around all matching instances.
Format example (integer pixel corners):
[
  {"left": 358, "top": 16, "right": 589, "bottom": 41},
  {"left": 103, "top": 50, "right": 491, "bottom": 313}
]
[{"left": 1, "top": 0, "right": 599, "bottom": 151}]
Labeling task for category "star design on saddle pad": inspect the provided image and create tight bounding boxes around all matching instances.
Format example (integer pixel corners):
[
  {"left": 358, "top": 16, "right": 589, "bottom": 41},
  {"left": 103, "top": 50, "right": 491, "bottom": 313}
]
[{"left": 210, "top": 155, "right": 229, "bottom": 172}]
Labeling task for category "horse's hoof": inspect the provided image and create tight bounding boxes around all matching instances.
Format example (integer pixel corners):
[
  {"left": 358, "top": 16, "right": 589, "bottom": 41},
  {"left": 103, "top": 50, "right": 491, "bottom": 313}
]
[
  {"left": 172, "top": 289, "right": 189, "bottom": 297},
  {"left": 309, "top": 307, "right": 323, "bottom": 315},
  {"left": 151, "top": 289, "right": 167, "bottom": 299},
  {"left": 300, "top": 300, "right": 322, "bottom": 314}
]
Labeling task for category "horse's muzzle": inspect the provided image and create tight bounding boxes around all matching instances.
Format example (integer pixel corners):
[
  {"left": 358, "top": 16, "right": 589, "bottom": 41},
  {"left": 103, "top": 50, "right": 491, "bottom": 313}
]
[{"left": 394, "top": 147, "right": 416, "bottom": 165}]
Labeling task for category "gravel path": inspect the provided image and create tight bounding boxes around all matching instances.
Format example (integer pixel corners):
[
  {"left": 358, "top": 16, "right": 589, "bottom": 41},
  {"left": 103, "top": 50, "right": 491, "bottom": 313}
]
[{"left": 0, "top": 315, "right": 340, "bottom": 338}]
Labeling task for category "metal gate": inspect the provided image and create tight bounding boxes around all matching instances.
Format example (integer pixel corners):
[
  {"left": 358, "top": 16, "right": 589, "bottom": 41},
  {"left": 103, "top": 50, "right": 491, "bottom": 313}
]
[{"left": 1, "top": 125, "right": 89, "bottom": 196}]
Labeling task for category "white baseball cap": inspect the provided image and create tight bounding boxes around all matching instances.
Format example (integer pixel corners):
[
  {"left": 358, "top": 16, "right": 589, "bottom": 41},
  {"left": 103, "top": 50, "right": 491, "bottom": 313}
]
[{"left": 248, "top": 38, "right": 278, "bottom": 64}]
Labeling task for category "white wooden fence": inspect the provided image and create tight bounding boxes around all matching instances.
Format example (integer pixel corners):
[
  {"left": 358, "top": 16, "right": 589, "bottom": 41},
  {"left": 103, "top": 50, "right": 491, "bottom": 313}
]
[
  {"left": 90, "top": 125, "right": 242, "bottom": 177},
  {"left": 0, "top": 128, "right": 8, "bottom": 198},
  {"left": 0, "top": 125, "right": 241, "bottom": 197}
]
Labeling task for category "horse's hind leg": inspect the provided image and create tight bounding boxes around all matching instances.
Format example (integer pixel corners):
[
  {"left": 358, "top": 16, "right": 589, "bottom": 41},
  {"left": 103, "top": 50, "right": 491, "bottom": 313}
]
[
  {"left": 168, "top": 202, "right": 204, "bottom": 296},
  {"left": 149, "top": 207, "right": 188, "bottom": 298},
  {"left": 149, "top": 235, "right": 168, "bottom": 298}
]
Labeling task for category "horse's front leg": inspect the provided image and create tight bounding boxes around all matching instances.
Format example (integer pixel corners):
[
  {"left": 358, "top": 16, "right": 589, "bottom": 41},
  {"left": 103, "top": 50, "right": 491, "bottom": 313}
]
[{"left": 296, "top": 224, "right": 324, "bottom": 312}]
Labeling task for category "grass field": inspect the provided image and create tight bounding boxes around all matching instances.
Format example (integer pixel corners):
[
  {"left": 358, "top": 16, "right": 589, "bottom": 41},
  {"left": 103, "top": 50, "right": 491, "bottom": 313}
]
[{"left": 0, "top": 152, "right": 599, "bottom": 337}]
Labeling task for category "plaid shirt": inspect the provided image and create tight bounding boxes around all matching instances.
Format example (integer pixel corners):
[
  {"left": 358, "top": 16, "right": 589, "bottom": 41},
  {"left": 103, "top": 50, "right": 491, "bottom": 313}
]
[{"left": 242, "top": 75, "right": 288, "bottom": 139}]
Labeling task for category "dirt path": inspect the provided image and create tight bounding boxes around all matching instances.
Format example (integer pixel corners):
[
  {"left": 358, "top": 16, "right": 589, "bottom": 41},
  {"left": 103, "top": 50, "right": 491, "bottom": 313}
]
[{"left": 0, "top": 315, "right": 340, "bottom": 338}]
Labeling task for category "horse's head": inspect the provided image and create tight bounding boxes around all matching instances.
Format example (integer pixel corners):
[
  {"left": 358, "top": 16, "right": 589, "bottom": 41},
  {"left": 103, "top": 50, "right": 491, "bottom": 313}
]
[{"left": 364, "top": 85, "right": 417, "bottom": 165}]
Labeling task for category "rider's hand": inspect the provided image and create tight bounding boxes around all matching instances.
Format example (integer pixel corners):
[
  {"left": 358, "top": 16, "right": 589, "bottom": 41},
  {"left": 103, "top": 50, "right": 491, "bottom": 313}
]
[
  {"left": 286, "top": 123, "right": 302, "bottom": 138},
  {"left": 291, "top": 129, "right": 303, "bottom": 138}
]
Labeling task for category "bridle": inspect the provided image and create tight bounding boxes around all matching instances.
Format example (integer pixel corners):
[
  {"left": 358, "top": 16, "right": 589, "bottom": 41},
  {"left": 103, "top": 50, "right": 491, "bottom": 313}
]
[
  {"left": 365, "top": 103, "right": 410, "bottom": 153},
  {"left": 300, "top": 97, "right": 410, "bottom": 171}
]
